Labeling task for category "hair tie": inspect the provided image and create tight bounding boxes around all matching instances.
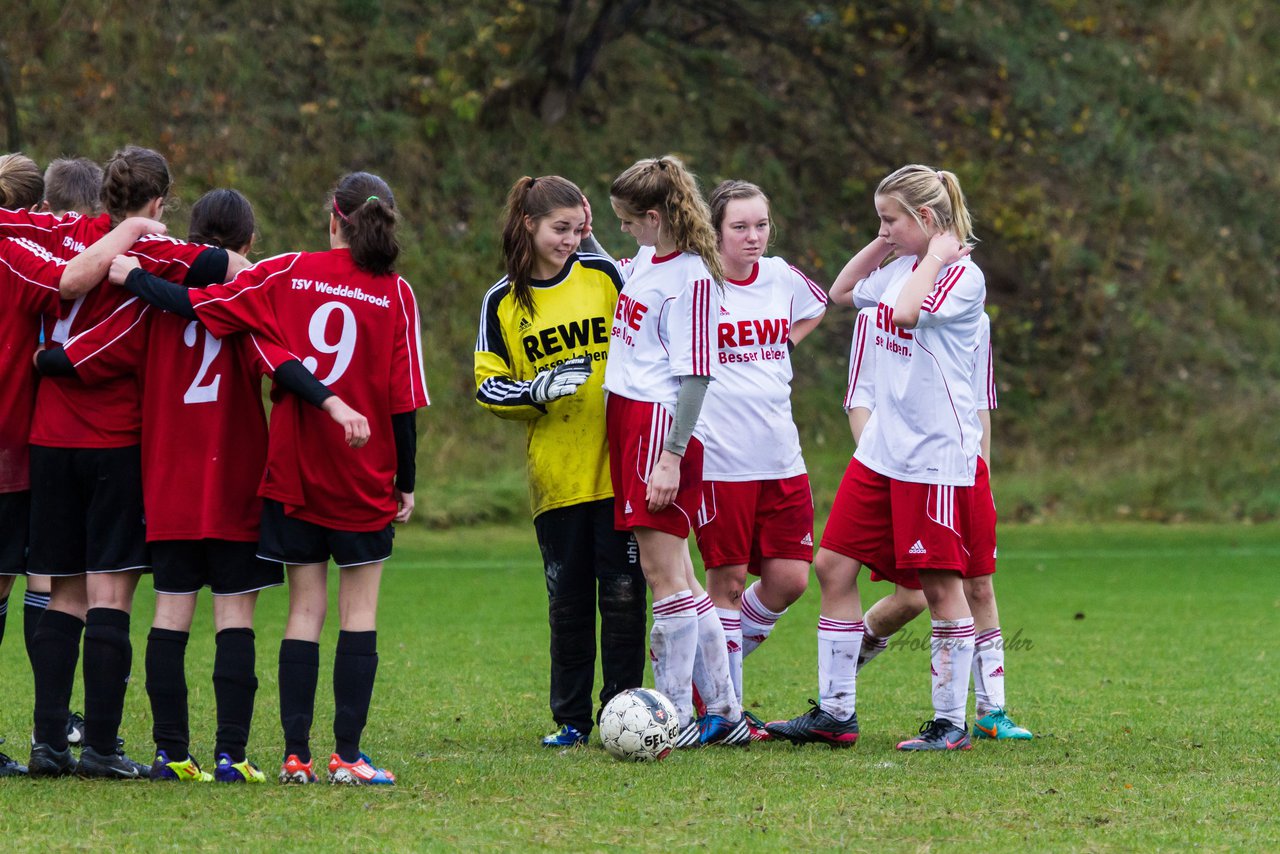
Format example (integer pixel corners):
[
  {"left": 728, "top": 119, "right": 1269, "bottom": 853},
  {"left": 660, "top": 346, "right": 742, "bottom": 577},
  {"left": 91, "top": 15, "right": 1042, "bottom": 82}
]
[
  {"left": 366, "top": 195, "right": 380, "bottom": 203},
  {"left": 527, "top": 177, "right": 537, "bottom": 188},
  {"left": 936, "top": 171, "right": 945, "bottom": 181},
  {"left": 332, "top": 197, "right": 351, "bottom": 223}
]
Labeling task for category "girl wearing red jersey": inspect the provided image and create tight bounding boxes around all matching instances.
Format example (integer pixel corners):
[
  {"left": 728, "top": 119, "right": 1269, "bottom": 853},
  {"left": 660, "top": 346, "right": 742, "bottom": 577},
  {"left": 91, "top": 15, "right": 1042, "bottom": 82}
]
[
  {"left": 43, "top": 189, "right": 368, "bottom": 782},
  {"left": 115, "top": 171, "right": 428, "bottom": 785},
  {"left": 692, "top": 181, "right": 826, "bottom": 738},
  {"left": 604, "top": 156, "right": 748, "bottom": 747},
  {"left": 769, "top": 165, "right": 985, "bottom": 751},
  {"left": 0, "top": 150, "right": 167, "bottom": 778}
]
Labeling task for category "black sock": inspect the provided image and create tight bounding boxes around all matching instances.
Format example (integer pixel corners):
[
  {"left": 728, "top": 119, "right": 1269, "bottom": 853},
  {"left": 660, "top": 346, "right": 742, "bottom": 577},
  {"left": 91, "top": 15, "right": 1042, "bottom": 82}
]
[
  {"left": 145, "top": 627, "right": 190, "bottom": 759},
  {"left": 0, "top": 595, "right": 8, "bottom": 649},
  {"left": 333, "top": 630, "right": 378, "bottom": 763},
  {"left": 83, "top": 607, "right": 132, "bottom": 755},
  {"left": 213, "top": 628, "right": 257, "bottom": 763},
  {"left": 279, "top": 638, "right": 319, "bottom": 764},
  {"left": 23, "top": 590, "right": 50, "bottom": 678},
  {"left": 32, "top": 609, "right": 84, "bottom": 750}
]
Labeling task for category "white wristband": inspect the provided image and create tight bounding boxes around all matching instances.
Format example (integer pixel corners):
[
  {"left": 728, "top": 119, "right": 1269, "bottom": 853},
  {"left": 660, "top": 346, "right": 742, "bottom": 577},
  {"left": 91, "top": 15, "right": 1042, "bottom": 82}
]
[{"left": 929, "top": 253, "right": 946, "bottom": 264}]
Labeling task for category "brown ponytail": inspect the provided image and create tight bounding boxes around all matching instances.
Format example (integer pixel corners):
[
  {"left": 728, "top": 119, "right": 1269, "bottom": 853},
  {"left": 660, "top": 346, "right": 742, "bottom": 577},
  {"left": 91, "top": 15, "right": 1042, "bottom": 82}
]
[
  {"left": 610, "top": 155, "right": 724, "bottom": 286},
  {"left": 332, "top": 172, "right": 399, "bottom": 276},
  {"left": 101, "top": 146, "right": 171, "bottom": 224},
  {"left": 500, "top": 174, "right": 584, "bottom": 316}
]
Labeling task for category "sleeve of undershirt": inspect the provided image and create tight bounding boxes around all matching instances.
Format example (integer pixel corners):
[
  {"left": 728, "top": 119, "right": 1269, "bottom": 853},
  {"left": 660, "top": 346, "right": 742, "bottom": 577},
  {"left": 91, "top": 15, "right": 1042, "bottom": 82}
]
[{"left": 661, "top": 374, "right": 710, "bottom": 457}]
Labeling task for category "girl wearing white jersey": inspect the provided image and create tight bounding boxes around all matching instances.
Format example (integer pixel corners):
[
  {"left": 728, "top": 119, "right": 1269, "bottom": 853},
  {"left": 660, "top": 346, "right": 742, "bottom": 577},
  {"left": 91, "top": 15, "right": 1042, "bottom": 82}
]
[
  {"left": 845, "top": 307, "right": 1033, "bottom": 740},
  {"left": 604, "top": 156, "right": 748, "bottom": 747},
  {"left": 692, "top": 181, "right": 826, "bottom": 738},
  {"left": 768, "top": 164, "right": 985, "bottom": 751}
]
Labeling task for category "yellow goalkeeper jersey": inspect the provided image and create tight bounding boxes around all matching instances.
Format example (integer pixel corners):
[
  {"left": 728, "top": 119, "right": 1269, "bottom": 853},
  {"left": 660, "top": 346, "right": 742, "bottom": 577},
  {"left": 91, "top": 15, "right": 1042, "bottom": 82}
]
[{"left": 474, "top": 251, "right": 622, "bottom": 518}]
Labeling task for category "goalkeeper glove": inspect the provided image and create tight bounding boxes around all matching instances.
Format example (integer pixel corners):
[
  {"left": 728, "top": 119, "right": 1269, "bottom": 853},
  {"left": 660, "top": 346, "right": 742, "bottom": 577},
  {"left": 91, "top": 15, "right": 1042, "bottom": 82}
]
[{"left": 529, "top": 355, "right": 593, "bottom": 404}]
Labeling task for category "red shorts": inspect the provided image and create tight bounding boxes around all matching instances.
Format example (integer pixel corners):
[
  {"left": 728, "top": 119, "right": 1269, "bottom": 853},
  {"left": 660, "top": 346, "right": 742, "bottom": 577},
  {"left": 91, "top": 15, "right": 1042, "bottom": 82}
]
[
  {"left": 819, "top": 456, "right": 973, "bottom": 588},
  {"left": 694, "top": 474, "right": 814, "bottom": 571},
  {"left": 607, "top": 395, "right": 704, "bottom": 538},
  {"left": 967, "top": 456, "right": 997, "bottom": 577}
]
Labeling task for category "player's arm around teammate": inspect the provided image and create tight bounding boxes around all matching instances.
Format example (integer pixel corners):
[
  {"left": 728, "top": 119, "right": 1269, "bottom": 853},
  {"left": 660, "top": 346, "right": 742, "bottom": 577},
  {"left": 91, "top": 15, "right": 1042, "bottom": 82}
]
[
  {"left": 603, "top": 156, "right": 751, "bottom": 747},
  {"left": 474, "top": 175, "right": 645, "bottom": 749},
  {"left": 692, "top": 181, "right": 827, "bottom": 736}
]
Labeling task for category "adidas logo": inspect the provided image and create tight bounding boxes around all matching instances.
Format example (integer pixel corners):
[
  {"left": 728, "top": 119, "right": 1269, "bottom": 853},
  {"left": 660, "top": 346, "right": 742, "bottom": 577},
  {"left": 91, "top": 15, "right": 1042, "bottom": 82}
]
[
  {"left": 908, "top": 540, "right": 927, "bottom": 555},
  {"left": 726, "top": 641, "right": 741, "bottom": 654},
  {"left": 719, "top": 306, "right": 731, "bottom": 316},
  {"left": 989, "top": 666, "right": 1004, "bottom": 678},
  {"left": 625, "top": 500, "right": 633, "bottom": 514},
  {"left": 800, "top": 533, "right": 813, "bottom": 546},
  {"left": 518, "top": 317, "right": 532, "bottom": 331}
]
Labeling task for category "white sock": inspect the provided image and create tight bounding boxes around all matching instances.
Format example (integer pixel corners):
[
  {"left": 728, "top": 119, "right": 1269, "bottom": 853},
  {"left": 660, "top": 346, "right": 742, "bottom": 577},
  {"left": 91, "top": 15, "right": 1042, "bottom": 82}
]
[
  {"left": 816, "top": 616, "right": 863, "bottom": 720},
  {"left": 716, "top": 607, "right": 744, "bottom": 707},
  {"left": 651, "top": 590, "right": 699, "bottom": 727},
  {"left": 930, "top": 618, "right": 975, "bottom": 728},
  {"left": 972, "top": 627, "right": 1005, "bottom": 715},
  {"left": 740, "top": 581, "right": 784, "bottom": 658},
  {"left": 856, "top": 628, "right": 890, "bottom": 673},
  {"left": 688, "top": 595, "right": 739, "bottom": 719}
]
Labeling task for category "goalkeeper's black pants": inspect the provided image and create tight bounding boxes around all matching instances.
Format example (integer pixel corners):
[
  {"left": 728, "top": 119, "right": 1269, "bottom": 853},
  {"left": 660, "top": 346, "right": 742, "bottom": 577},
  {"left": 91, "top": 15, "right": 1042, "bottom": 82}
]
[{"left": 533, "top": 499, "right": 645, "bottom": 734}]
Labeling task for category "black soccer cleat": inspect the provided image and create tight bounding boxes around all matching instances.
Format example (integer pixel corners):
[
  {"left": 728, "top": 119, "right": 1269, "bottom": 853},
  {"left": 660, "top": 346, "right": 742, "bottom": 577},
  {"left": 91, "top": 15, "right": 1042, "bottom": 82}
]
[
  {"left": 0, "top": 738, "right": 27, "bottom": 777},
  {"left": 896, "top": 718, "right": 972, "bottom": 751},
  {"left": 28, "top": 742, "right": 77, "bottom": 777},
  {"left": 764, "top": 699, "right": 859, "bottom": 747},
  {"left": 76, "top": 746, "right": 149, "bottom": 779}
]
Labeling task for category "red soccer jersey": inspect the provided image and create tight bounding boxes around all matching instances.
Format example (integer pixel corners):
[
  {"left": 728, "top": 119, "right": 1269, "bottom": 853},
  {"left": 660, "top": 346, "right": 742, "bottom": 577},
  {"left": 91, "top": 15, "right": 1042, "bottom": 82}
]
[
  {"left": 60, "top": 298, "right": 300, "bottom": 541},
  {"left": 0, "top": 208, "right": 99, "bottom": 260},
  {"left": 189, "top": 249, "right": 429, "bottom": 531},
  {"left": 0, "top": 238, "right": 67, "bottom": 492},
  {"left": 29, "top": 231, "right": 220, "bottom": 448}
]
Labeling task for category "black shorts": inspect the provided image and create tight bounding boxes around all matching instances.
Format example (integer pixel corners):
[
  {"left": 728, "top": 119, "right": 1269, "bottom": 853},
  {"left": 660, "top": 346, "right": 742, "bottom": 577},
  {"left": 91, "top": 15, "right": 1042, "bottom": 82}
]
[
  {"left": 28, "top": 445, "right": 149, "bottom": 577},
  {"left": 151, "top": 539, "right": 284, "bottom": 596},
  {"left": 257, "top": 499, "right": 394, "bottom": 569},
  {"left": 0, "top": 491, "right": 30, "bottom": 576}
]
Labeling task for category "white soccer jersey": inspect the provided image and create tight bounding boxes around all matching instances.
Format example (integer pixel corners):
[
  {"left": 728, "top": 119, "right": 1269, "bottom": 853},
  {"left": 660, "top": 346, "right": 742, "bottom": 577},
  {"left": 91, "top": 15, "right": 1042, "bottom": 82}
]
[
  {"left": 849, "top": 255, "right": 987, "bottom": 486},
  {"left": 603, "top": 247, "right": 716, "bottom": 414},
  {"left": 699, "top": 257, "right": 827, "bottom": 480},
  {"left": 850, "top": 308, "right": 995, "bottom": 414}
]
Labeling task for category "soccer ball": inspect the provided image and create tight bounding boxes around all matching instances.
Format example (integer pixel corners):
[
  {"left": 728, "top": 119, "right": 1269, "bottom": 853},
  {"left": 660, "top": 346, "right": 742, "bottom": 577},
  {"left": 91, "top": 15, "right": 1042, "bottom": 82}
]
[{"left": 599, "top": 688, "right": 680, "bottom": 762}]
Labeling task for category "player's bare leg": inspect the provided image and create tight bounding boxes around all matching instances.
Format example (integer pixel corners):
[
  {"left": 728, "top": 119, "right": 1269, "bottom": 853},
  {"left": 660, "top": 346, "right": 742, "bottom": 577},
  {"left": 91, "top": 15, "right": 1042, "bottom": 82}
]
[
  {"left": 766, "top": 548, "right": 861, "bottom": 746},
  {"left": 279, "top": 562, "right": 327, "bottom": 779},
  {"left": 859, "top": 584, "right": 927, "bottom": 672},
  {"left": 897, "top": 570, "right": 974, "bottom": 751},
  {"left": 328, "top": 562, "right": 391, "bottom": 782},
  {"left": 964, "top": 575, "right": 1031, "bottom": 739}
]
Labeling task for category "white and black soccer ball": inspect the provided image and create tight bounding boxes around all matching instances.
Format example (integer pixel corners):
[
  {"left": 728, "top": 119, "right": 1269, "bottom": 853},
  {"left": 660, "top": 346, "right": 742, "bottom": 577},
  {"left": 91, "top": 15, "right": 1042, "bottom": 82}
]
[{"left": 599, "top": 688, "right": 680, "bottom": 762}]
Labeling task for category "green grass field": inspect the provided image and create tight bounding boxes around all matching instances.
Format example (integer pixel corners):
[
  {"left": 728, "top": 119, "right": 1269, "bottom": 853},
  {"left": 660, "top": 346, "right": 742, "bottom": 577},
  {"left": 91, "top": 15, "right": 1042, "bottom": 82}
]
[{"left": 0, "top": 523, "right": 1276, "bottom": 851}]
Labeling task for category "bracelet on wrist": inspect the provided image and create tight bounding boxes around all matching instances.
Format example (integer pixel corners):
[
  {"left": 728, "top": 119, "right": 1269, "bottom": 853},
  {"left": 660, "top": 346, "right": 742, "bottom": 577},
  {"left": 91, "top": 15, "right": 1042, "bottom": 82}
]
[{"left": 929, "top": 253, "right": 946, "bottom": 264}]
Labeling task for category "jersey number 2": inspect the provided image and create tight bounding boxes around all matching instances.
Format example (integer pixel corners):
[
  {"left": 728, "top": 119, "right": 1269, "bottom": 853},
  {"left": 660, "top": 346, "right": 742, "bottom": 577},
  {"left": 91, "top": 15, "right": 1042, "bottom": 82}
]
[{"left": 183, "top": 321, "right": 222, "bottom": 404}]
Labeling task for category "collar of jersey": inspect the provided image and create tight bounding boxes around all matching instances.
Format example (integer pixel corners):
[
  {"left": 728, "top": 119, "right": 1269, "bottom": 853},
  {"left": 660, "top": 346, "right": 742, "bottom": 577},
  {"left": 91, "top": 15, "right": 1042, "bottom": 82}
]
[
  {"left": 651, "top": 250, "right": 681, "bottom": 264},
  {"left": 530, "top": 253, "right": 578, "bottom": 288},
  {"left": 725, "top": 261, "right": 759, "bottom": 287}
]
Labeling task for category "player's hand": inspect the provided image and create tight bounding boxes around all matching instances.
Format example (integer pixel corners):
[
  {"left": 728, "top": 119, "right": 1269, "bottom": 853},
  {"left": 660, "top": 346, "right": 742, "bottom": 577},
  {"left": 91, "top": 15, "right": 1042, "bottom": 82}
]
[
  {"left": 321, "top": 396, "right": 371, "bottom": 448},
  {"left": 646, "top": 451, "right": 681, "bottom": 512},
  {"left": 394, "top": 489, "right": 415, "bottom": 523},
  {"left": 927, "top": 232, "right": 970, "bottom": 266},
  {"left": 581, "top": 195, "right": 593, "bottom": 242},
  {"left": 108, "top": 254, "right": 141, "bottom": 286},
  {"left": 529, "top": 355, "right": 592, "bottom": 404}
]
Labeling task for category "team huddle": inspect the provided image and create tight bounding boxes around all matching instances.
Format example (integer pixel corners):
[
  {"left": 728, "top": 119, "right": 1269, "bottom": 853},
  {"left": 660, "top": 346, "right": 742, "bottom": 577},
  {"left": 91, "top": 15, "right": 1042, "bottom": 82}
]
[
  {"left": 0, "top": 148, "right": 426, "bottom": 784},
  {"left": 475, "top": 156, "right": 1032, "bottom": 755},
  {"left": 0, "top": 145, "right": 1026, "bottom": 786}
]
